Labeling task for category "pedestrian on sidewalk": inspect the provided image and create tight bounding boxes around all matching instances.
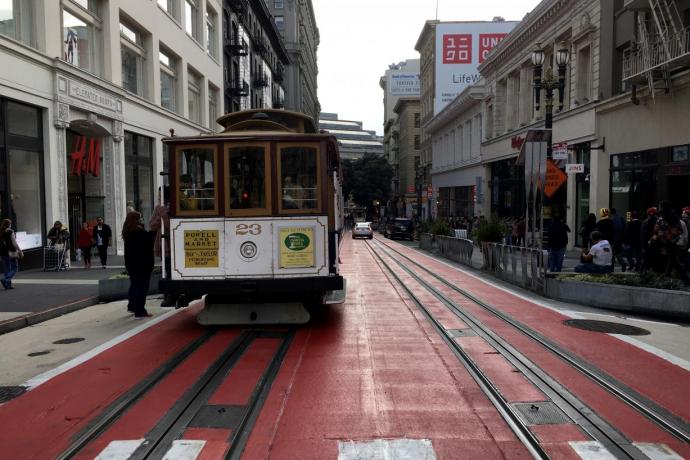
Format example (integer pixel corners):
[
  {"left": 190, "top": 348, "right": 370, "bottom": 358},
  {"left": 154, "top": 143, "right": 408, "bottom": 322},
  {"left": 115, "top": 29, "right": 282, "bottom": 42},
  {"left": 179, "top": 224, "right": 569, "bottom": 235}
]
[
  {"left": 1, "top": 219, "right": 23, "bottom": 289},
  {"left": 547, "top": 216, "right": 570, "bottom": 272},
  {"left": 77, "top": 221, "right": 93, "bottom": 269},
  {"left": 596, "top": 209, "right": 615, "bottom": 270},
  {"left": 610, "top": 208, "right": 627, "bottom": 271},
  {"left": 574, "top": 231, "right": 613, "bottom": 274},
  {"left": 93, "top": 217, "right": 112, "bottom": 269},
  {"left": 122, "top": 211, "right": 155, "bottom": 318},
  {"left": 640, "top": 207, "right": 658, "bottom": 271},
  {"left": 623, "top": 211, "right": 642, "bottom": 271}
]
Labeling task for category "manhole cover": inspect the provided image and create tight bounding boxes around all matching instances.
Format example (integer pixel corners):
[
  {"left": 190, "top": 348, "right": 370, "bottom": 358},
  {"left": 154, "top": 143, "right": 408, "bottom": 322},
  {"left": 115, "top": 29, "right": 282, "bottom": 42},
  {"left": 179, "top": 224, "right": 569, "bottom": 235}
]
[
  {"left": 0, "top": 386, "right": 27, "bottom": 403},
  {"left": 53, "top": 338, "right": 85, "bottom": 345},
  {"left": 563, "top": 319, "right": 650, "bottom": 336},
  {"left": 28, "top": 350, "right": 52, "bottom": 357},
  {"left": 512, "top": 402, "right": 572, "bottom": 425}
]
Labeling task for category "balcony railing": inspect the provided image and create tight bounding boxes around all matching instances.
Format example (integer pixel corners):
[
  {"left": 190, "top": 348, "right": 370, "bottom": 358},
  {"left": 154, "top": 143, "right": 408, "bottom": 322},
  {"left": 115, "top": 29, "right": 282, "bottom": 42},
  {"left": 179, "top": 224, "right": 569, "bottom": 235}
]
[
  {"left": 253, "top": 72, "right": 268, "bottom": 87},
  {"left": 229, "top": 80, "right": 249, "bottom": 97},
  {"left": 274, "top": 66, "right": 284, "bottom": 83},
  {"left": 623, "top": 26, "right": 690, "bottom": 82},
  {"left": 225, "top": 35, "right": 248, "bottom": 56},
  {"left": 273, "top": 98, "right": 284, "bottom": 109}
]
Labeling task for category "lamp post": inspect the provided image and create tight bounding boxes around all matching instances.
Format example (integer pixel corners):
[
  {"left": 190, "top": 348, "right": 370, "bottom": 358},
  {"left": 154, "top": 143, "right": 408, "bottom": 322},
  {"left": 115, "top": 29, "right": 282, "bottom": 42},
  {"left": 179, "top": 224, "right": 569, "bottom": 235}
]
[{"left": 528, "top": 43, "right": 569, "bottom": 249}]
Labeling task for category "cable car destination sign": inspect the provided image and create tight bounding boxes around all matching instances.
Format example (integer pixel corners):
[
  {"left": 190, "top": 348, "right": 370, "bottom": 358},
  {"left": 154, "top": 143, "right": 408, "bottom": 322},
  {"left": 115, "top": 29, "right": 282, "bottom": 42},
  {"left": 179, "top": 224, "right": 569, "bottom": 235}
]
[{"left": 184, "top": 230, "right": 219, "bottom": 268}]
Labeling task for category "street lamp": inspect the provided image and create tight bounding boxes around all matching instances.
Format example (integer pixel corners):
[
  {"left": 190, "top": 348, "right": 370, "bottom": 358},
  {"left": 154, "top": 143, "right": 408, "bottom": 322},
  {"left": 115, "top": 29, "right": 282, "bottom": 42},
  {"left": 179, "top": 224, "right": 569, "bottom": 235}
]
[{"left": 529, "top": 43, "right": 569, "bottom": 248}]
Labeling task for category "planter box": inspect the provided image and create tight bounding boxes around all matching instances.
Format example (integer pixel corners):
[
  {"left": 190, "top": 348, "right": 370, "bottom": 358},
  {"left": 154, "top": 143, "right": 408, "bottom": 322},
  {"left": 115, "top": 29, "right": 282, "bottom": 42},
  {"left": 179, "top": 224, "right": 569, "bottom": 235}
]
[
  {"left": 546, "top": 278, "right": 690, "bottom": 320},
  {"left": 99, "top": 274, "right": 161, "bottom": 302}
]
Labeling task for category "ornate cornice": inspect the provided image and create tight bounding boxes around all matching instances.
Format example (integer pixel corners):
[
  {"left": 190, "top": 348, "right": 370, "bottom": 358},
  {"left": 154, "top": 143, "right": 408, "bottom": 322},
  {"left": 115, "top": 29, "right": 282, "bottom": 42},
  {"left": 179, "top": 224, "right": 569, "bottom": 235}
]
[{"left": 478, "top": 0, "right": 577, "bottom": 76}]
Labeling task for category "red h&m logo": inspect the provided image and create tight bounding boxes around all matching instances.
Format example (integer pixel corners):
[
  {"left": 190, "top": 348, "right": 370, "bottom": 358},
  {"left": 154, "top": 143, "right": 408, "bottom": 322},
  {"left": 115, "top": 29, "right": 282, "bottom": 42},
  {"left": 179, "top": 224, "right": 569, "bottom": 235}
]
[
  {"left": 479, "top": 33, "right": 508, "bottom": 63},
  {"left": 443, "top": 34, "right": 472, "bottom": 64},
  {"left": 70, "top": 135, "right": 101, "bottom": 177}
]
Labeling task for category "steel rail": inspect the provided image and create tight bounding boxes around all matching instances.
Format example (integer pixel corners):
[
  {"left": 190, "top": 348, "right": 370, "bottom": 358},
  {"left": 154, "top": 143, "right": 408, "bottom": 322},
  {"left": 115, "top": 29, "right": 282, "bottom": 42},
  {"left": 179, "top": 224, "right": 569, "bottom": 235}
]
[
  {"left": 58, "top": 329, "right": 217, "bottom": 460},
  {"left": 375, "top": 238, "right": 690, "bottom": 444},
  {"left": 368, "top": 241, "right": 643, "bottom": 459},
  {"left": 364, "top": 243, "right": 550, "bottom": 460}
]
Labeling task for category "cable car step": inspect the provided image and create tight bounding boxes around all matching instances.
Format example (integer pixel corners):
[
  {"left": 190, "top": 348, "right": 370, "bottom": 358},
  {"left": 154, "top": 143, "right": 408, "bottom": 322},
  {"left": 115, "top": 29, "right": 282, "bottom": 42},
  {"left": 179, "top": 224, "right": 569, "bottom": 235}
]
[
  {"left": 197, "top": 301, "right": 310, "bottom": 325},
  {"left": 323, "top": 279, "right": 347, "bottom": 305}
]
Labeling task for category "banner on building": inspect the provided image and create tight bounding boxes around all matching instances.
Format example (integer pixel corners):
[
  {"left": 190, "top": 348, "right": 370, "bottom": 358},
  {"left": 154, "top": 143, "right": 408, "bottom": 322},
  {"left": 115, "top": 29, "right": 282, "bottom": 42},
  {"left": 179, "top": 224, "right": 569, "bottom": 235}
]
[
  {"left": 390, "top": 73, "right": 420, "bottom": 96},
  {"left": 434, "top": 21, "right": 517, "bottom": 114}
]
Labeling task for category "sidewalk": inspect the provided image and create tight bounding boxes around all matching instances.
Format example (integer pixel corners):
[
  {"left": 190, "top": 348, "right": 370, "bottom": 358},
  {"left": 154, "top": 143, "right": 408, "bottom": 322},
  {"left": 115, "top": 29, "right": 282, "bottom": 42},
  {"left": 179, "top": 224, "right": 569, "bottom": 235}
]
[{"left": 0, "top": 255, "right": 129, "bottom": 330}]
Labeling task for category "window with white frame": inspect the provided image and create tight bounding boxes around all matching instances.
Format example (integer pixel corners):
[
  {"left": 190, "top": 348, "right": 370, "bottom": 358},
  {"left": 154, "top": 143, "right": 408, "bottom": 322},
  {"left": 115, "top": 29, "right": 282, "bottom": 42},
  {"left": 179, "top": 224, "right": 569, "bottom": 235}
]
[
  {"left": 159, "top": 48, "right": 177, "bottom": 111},
  {"left": 208, "top": 84, "right": 218, "bottom": 129},
  {"left": 62, "top": 4, "right": 102, "bottom": 75},
  {"left": 274, "top": 0, "right": 284, "bottom": 8},
  {"left": 274, "top": 16, "right": 284, "bottom": 33},
  {"left": 157, "top": 0, "right": 179, "bottom": 20},
  {"left": 120, "top": 19, "right": 147, "bottom": 97},
  {"left": 205, "top": 6, "right": 217, "bottom": 57},
  {"left": 185, "top": 0, "right": 200, "bottom": 41},
  {"left": 188, "top": 68, "right": 202, "bottom": 124},
  {"left": 0, "top": 0, "right": 35, "bottom": 47}
]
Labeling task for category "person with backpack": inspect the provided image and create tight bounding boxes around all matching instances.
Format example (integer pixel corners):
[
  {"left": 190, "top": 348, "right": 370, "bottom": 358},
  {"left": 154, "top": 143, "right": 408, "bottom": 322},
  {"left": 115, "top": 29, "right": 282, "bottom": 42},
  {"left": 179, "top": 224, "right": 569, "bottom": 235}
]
[{"left": 1, "top": 219, "right": 23, "bottom": 290}]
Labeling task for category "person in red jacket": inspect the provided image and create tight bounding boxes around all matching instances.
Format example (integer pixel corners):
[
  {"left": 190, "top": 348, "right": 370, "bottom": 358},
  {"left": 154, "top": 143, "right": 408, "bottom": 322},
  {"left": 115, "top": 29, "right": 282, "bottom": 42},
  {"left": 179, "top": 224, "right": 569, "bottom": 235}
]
[{"left": 77, "top": 222, "right": 93, "bottom": 268}]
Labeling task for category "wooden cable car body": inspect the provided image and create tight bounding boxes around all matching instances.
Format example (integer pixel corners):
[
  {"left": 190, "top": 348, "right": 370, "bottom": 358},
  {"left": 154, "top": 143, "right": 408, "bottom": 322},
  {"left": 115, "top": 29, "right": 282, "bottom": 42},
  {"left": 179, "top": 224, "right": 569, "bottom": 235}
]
[{"left": 160, "top": 109, "right": 345, "bottom": 324}]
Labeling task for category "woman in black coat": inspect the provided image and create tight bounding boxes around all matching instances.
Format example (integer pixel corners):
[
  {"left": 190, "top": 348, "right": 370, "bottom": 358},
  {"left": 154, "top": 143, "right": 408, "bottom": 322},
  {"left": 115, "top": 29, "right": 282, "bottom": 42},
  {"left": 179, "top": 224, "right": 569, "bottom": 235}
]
[{"left": 122, "top": 211, "right": 155, "bottom": 318}]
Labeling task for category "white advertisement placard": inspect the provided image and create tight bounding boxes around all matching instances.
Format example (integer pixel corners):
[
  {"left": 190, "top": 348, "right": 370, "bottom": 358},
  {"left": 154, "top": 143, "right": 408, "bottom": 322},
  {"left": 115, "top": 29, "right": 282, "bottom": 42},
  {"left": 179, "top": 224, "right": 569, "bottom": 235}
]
[
  {"left": 435, "top": 22, "right": 517, "bottom": 114},
  {"left": 552, "top": 143, "right": 569, "bottom": 160},
  {"left": 390, "top": 73, "right": 420, "bottom": 96}
]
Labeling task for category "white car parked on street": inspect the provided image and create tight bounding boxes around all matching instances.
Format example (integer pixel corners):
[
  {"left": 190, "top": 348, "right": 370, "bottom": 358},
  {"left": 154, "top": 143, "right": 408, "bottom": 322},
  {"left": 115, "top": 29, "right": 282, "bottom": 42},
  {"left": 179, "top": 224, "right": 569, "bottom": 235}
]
[{"left": 352, "top": 222, "right": 373, "bottom": 239}]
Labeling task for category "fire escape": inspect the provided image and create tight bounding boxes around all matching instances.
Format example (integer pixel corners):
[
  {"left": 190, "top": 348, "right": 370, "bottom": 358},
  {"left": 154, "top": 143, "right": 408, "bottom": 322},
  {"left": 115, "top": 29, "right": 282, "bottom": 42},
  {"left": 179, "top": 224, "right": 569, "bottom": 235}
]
[{"left": 623, "top": 0, "right": 690, "bottom": 101}]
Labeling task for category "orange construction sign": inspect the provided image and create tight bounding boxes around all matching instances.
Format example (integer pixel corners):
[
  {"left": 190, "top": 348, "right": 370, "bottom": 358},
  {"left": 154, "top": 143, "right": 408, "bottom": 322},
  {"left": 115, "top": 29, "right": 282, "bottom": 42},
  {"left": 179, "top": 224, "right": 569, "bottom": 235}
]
[{"left": 543, "top": 159, "right": 567, "bottom": 198}]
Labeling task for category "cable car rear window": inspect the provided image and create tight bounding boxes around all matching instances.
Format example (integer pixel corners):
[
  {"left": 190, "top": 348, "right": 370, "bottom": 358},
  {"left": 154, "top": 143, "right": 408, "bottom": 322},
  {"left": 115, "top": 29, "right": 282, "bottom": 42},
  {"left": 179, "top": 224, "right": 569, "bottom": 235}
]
[
  {"left": 228, "top": 145, "right": 267, "bottom": 210},
  {"left": 280, "top": 145, "right": 318, "bottom": 211},
  {"left": 176, "top": 146, "right": 217, "bottom": 215}
]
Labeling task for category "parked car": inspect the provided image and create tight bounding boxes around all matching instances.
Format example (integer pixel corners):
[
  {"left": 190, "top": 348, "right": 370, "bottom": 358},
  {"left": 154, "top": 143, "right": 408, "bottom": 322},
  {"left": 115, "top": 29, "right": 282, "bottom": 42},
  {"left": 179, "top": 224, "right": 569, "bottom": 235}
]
[
  {"left": 386, "top": 218, "right": 414, "bottom": 240},
  {"left": 352, "top": 222, "right": 373, "bottom": 239}
]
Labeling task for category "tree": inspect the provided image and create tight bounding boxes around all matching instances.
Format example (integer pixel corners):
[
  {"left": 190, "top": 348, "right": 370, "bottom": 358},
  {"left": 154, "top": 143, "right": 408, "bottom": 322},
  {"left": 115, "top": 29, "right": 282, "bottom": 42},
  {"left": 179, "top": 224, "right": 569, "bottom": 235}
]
[{"left": 342, "top": 153, "right": 394, "bottom": 216}]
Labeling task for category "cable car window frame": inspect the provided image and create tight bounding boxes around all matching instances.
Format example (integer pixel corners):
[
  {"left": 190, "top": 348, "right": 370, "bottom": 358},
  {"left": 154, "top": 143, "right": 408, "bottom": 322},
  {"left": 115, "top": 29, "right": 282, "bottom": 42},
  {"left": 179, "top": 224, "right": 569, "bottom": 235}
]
[
  {"left": 224, "top": 141, "right": 272, "bottom": 217},
  {"left": 277, "top": 142, "right": 322, "bottom": 215},
  {"left": 174, "top": 143, "right": 219, "bottom": 216}
]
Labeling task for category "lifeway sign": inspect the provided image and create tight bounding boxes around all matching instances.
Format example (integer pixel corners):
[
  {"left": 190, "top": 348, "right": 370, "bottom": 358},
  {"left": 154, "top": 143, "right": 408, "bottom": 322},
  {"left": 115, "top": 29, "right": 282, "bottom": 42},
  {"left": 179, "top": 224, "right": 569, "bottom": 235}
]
[{"left": 435, "top": 21, "right": 517, "bottom": 114}]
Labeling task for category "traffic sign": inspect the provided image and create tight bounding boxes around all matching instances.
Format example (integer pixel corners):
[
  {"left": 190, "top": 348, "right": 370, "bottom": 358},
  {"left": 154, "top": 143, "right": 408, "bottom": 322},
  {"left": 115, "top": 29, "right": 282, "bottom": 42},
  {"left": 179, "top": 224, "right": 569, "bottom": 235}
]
[
  {"left": 552, "top": 143, "right": 568, "bottom": 160},
  {"left": 544, "top": 159, "right": 567, "bottom": 198}
]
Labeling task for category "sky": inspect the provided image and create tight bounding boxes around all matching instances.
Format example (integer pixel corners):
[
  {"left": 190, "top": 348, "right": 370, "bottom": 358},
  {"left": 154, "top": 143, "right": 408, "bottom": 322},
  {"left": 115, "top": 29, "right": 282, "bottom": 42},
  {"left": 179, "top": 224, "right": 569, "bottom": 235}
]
[{"left": 311, "top": 0, "right": 542, "bottom": 136}]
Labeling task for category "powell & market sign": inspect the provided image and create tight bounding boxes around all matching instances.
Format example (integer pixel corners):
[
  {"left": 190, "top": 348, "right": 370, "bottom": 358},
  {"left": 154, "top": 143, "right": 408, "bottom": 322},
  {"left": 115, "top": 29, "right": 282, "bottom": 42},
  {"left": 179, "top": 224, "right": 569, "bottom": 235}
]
[{"left": 184, "top": 230, "right": 219, "bottom": 268}]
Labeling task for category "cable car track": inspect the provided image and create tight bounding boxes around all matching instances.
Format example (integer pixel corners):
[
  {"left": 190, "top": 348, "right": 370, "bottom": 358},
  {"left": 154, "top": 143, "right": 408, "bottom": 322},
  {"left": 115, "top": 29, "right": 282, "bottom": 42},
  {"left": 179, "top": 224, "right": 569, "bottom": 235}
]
[
  {"left": 366, "top": 238, "right": 690, "bottom": 458},
  {"left": 59, "top": 328, "right": 295, "bottom": 460}
]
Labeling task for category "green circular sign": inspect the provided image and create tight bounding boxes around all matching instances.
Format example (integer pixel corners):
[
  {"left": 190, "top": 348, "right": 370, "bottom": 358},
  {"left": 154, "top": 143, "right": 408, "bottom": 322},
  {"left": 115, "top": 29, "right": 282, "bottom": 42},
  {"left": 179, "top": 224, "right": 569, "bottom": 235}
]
[{"left": 285, "top": 233, "right": 310, "bottom": 251}]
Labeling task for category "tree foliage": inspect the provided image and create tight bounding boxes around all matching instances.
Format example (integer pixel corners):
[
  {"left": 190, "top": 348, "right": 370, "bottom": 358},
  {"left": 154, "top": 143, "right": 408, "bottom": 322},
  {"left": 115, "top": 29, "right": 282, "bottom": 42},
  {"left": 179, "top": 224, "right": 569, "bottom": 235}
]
[{"left": 342, "top": 153, "right": 393, "bottom": 211}]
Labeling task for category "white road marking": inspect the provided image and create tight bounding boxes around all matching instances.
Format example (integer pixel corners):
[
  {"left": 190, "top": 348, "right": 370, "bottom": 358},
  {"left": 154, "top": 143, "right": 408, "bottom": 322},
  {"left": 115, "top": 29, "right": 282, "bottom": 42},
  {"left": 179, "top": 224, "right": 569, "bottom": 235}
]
[
  {"left": 569, "top": 441, "right": 616, "bottom": 459},
  {"left": 22, "top": 308, "right": 184, "bottom": 390},
  {"left": 338, "top": 438, "right": 437, "bottom": 460},
  {"left": 634, "top": 442, "right": 684, "bottom": 459},
  {"left": 162, "top": 440, "right": 206, "bottom": 460},
  {"left": 408, "top": 246, "right": 690, "bottom": 372},
  {"left": 95, "top": 439, "right": 145, "bottom": 459}
]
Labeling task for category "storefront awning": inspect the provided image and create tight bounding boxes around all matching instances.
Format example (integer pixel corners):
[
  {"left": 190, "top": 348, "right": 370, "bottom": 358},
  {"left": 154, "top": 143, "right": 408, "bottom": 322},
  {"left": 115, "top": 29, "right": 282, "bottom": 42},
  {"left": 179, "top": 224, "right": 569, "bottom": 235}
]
[
  {"left": 69, "top": 119, "right": 111, "bottom": 137},
  {"left": 516, "top": 129, "right": 551, "bottom": 165}
]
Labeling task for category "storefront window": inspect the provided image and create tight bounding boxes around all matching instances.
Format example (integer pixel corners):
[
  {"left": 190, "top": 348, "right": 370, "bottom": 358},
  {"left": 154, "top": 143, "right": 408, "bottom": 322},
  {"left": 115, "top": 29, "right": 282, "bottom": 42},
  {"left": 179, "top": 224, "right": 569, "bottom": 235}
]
[
  {"left": 280, "top": 146, "right": 318, "bottom": 211},
  {"left": 124, "top": 132, "right": 154, "bottom": 221},
  {"left": 228, "top": 146, "right": 267, "bottom": 212},
  {"left": 672, "top": 145, "right": 689, "bottom": 163},
  {"left": 177, "top": 146, "right": 217, "bottom": 214},
  {"left": 0, "top": 100, "right": 44, "bottom": 251}
]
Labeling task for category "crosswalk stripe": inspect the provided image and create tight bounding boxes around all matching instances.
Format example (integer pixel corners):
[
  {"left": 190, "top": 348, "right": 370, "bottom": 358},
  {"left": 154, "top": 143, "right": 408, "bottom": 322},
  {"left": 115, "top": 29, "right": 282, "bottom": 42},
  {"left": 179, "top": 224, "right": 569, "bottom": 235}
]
[
  {"left": 95, "top": 439, "right": 145, "bottom": 460},
  {"left": 162, "top": 440, "right": 207, "bottom": 460}
]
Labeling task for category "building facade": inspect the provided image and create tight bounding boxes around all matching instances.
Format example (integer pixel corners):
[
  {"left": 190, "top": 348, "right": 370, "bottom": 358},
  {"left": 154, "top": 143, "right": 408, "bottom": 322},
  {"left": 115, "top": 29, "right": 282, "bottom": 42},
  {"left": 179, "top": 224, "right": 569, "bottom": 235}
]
[
  {"left": 318, "top": 113, "right": 383, "bottom": 162},
  {"left": 0, "top": 0, "right": 223, "bottom": 266},
  {"left": 379, "top": 59, "right": 420, "bottom": 217},
  {"left": 596, "top": 0, "right": 690, "bottom": 220},
  {"left": 427, "top": 83, "right": 485, "bottom": 219},
  {"left": 263, "top": 0, "right": 320, "bottom": 123},
  {"left": 222, "top": 0, "right": 289, "bottom": 114},
  {"left": 392, "top": 99, "right": 422, "bottom": 218},
  {"left": 478, "top": 0, "right": 609, "bottom": 246}
]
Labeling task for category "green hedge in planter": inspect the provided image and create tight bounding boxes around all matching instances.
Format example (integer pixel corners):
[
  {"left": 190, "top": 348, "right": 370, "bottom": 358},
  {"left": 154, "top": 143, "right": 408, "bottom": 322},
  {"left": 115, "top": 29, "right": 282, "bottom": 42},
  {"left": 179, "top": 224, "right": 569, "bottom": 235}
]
[
  {"left": 556, "top": 272, "right": 687, "bottom": 291},
  {"left": 474, "top": 218, "right": 504, "bottom": 245}
]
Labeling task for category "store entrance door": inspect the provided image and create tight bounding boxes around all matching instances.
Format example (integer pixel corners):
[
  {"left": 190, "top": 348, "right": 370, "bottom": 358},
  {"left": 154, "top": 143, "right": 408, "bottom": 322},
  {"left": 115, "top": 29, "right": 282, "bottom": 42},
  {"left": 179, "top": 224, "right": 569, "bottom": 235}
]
[{"left": 68, "top": 194, "right": 83, "bottom": 255}]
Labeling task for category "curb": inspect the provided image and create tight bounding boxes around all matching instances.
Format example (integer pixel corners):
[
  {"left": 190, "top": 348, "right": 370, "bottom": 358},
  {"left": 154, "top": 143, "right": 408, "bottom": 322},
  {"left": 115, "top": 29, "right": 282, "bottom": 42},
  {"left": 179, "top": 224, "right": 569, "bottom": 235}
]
[{"left": 0, "top": 296, "right": 100, "bottom": 336}]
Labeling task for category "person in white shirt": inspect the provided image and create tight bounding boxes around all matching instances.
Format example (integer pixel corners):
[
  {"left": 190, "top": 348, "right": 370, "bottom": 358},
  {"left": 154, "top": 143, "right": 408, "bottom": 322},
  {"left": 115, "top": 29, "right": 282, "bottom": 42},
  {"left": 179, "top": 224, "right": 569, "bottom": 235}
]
[{"left": 575, "top": 231, "right": 614, "bottom": 274}]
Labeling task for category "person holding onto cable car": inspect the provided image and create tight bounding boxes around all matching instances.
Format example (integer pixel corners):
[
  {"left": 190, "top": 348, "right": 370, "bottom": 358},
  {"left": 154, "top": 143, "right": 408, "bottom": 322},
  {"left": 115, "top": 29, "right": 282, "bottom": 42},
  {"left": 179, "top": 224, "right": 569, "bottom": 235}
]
[
  {"left": 150, "top": 186, "right": 175, "bottom": 307},
  {"left": 122, "top": 211, "right": 155, "bottom": 318}
]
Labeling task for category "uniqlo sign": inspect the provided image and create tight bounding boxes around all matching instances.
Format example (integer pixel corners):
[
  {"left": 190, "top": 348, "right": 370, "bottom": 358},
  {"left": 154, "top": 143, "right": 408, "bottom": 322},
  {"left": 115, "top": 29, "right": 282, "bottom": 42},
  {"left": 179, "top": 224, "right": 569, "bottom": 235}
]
[
  {"left": 479, "top": 33, "right": 508, "bottom": 63},
  {"left": 435, "top": 22, "right": 518, "bottom": 114},
  {"left": 443, "top": 34, "right": 472, "bottom": 64}
]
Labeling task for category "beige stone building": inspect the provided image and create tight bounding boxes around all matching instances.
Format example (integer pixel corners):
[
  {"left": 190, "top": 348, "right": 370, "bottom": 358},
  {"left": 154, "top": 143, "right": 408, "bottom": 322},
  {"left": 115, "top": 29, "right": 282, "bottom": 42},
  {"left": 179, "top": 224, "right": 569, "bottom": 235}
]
[
  {"left": 0, "top": 0, "right": 223, "bottom": 266},
  {"left": 393, "top": 98, "right": 422, "bottom": 218},
  {"left": 478, "top": 0, "right": 611, "bottom": 246}
]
